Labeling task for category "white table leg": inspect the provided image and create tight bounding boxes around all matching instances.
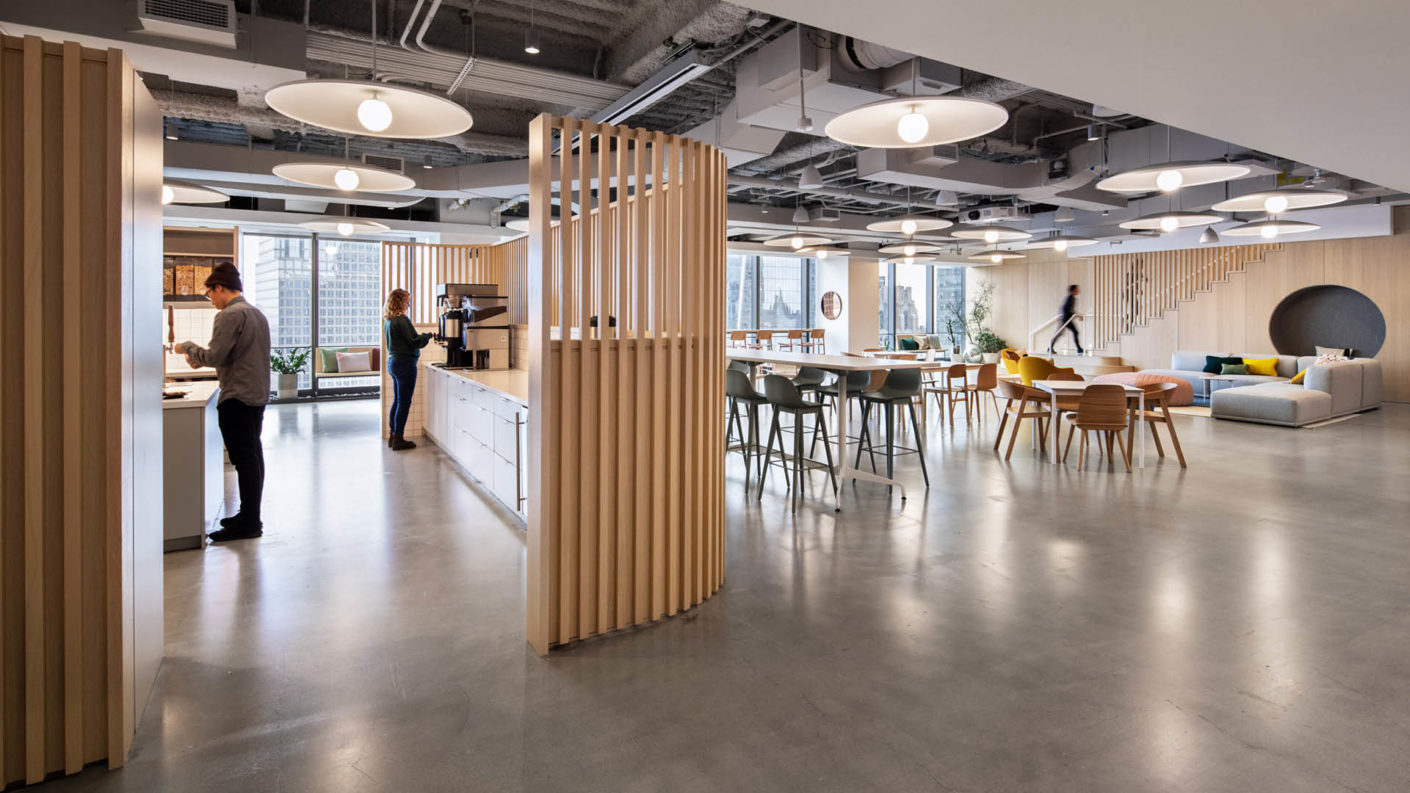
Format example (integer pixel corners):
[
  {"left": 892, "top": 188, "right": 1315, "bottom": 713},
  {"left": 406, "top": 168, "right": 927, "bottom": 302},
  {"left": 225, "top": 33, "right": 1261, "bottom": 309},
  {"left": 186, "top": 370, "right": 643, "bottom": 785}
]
[{"left": 1050, "top": 393, "right": 1060, "bottom": 464}]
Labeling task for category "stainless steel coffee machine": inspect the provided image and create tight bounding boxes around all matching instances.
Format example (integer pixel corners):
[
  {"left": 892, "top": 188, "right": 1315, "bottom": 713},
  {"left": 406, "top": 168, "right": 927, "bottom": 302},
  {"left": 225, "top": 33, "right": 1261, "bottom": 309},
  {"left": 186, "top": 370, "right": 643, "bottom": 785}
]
[{"left": 435, "top": 283, "right": 512, "bottom": 370}]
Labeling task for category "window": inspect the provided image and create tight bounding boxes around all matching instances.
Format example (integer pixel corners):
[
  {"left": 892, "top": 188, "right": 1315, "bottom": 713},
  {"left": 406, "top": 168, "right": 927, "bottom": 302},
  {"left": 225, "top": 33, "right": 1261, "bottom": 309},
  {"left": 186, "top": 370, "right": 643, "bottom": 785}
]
[
  {"left": 317, "top": 239, "right": 383, "bottom": 391},
  {"left": 877, "top": 262, "right": 893, "bottom": 349},
  {"left": 894, "top": 262, "right": 929, "bottom": 337},
  {"left": 724, "top": 253, "right": 815, "bottom": 330},
  {"left": 244, "top": 234, "right": 313, "bottom": 390},
  {"left": 934, "top": 266, "right": 966, "bottom": 352},
  {"left": 875, "top": 262, "right": 966, "bottom": 352}
]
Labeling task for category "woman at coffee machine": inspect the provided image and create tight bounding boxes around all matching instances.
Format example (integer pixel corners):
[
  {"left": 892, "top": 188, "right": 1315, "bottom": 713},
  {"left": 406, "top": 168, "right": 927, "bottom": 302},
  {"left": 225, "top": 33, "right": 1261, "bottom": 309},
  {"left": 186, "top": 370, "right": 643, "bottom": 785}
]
[{"left": 384, "top": 289, "right": 431, "bottom": 451}]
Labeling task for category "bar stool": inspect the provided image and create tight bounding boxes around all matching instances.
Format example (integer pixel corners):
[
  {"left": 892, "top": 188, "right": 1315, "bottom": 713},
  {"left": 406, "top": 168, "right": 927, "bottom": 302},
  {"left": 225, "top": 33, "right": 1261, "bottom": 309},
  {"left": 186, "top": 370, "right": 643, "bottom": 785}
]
[
  {"left": 855, "top": 368, "right": 930, "bottom": 488},
  {"left": 758, "top": 374, "right": 838, "bottom": 510},
  {"left": 726, "top": 368, "right": 769, "bottom": 480}
]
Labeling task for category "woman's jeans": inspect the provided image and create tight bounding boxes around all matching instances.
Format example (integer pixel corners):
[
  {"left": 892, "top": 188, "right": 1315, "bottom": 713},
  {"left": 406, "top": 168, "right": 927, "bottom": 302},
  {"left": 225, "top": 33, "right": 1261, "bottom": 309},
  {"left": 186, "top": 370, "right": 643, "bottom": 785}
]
[{"left": 388, "top": 356, "right": 418, "bottom": 437}]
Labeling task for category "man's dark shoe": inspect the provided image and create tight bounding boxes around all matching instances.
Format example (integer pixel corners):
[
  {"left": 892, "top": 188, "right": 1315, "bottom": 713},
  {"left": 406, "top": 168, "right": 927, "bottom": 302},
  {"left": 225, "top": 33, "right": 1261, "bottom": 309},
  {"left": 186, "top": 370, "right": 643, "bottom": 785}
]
[
  {"left": 390, "top": 435, "right": 417, "bottom": 451},
  {"left": 219, "top": 513, "right": 253, "bottom": 529},
  {"left": 208, "top": 523, "right": 263, "bottom": 543}
]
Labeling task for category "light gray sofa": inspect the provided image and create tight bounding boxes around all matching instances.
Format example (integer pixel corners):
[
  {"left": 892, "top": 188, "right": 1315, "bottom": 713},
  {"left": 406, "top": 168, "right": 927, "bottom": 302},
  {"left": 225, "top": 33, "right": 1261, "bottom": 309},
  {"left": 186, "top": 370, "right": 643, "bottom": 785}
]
[
  {"left": 1141, "top": 350, "right": 1299, "bottom": 403},
  {"left": 1211, "top": 358, "right": 1382, "bottom": 427}
]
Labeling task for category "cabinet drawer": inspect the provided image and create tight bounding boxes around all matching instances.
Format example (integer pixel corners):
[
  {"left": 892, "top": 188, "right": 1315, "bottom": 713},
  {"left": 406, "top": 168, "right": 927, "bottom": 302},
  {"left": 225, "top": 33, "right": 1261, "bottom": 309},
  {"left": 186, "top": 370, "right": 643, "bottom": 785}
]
[
  {"left": 491, "top": 394, "right": 524, "bottom": 420},
  {"left": 492, "top": 456, "right": 518, "bottom": 509},
  {"left": 492, "top": 415, "right": 518, "bottom": 462},
  {"left": 469, "top": 440, "right": 494, "bottom": 483}
]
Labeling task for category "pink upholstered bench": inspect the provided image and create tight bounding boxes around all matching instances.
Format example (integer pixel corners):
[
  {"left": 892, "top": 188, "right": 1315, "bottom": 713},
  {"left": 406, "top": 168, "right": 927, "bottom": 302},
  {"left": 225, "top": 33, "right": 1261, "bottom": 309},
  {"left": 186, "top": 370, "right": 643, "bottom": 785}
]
[{"left": 1092, "top": 372, "right": 1195, "bottom": 406}]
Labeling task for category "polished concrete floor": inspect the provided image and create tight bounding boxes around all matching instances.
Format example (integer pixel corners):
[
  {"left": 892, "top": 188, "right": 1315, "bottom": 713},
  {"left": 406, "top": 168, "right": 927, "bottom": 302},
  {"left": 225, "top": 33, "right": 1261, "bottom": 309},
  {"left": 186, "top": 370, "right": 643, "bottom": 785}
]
[{"left": 43, "top": 398, "right": 1410, "bottom": 792}]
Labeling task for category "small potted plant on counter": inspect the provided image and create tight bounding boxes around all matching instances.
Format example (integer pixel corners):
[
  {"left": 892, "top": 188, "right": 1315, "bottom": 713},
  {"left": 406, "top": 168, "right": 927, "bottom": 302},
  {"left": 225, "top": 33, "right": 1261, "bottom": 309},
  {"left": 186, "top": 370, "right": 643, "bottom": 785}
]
[
  {"left": 270, "top": 347, "right": 309, "bottom": 400},
  {"left": 973, "top": 330, "right": 1008, "bottom": 364}
]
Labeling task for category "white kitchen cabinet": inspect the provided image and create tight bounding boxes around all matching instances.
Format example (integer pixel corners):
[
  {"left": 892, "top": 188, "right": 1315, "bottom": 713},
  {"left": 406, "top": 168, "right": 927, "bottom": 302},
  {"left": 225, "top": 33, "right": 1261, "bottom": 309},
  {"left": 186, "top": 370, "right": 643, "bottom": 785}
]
[{"left": 422, "top": 363, "right": 529, "bottom": 520}]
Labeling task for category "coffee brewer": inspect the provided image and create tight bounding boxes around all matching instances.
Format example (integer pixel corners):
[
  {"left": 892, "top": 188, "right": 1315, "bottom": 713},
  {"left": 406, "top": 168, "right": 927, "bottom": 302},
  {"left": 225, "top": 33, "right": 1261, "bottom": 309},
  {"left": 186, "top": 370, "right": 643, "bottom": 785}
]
[{"left": 435, "top": 283, "right": 512, "bottom": 370}]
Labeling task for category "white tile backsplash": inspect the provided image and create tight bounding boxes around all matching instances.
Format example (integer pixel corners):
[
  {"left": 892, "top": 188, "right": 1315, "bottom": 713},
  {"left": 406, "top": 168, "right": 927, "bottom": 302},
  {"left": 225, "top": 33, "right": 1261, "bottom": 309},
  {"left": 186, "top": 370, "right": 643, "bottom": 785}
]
[{"left": 166, "top": 306, "right": 218, "bottom": 349}]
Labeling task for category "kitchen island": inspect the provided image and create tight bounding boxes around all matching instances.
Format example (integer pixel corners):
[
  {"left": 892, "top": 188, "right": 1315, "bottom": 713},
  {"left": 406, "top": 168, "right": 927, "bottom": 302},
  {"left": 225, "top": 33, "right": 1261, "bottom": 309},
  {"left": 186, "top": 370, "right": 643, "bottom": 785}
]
[
  {"left": 163, "top": 380, "right": 224, "bottom": 551},
  {"left": 421, "top": 363, "right": 528, "bottom": 520}
]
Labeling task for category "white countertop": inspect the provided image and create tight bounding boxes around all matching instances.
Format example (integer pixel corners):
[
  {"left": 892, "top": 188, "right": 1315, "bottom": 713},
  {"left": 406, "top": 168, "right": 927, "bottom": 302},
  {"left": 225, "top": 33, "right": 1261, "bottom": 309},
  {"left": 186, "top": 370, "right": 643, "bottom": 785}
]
[
  {"left": 162, "top": 380, "right": 221, "bottom": 410},
  {"left": 427, "top": 363, "right": 528, "bottom": 405}
]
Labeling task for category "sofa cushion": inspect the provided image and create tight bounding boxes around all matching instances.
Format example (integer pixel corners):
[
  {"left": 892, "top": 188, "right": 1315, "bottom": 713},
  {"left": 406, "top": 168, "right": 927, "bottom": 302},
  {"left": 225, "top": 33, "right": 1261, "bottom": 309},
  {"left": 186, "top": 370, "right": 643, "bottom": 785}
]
[
  {"left": 1173, "top": 350, "right": 1228, "bottom": 372},
  {"left": 1211, "top": 383, "right": 1332, "bottom": 426},
  {"left": 1242, "top": 357, "right": 1278, "bottom": 376},
  {"left": 1204, "top": 355, "right": 1244, "bottom": 374},
  {"left": 1093, "top": 372, "right": 1195, "bottom": 406},
  {"left": 1289, "top": 369, "right": 1307, "bottom": 385},
  {"left": 1221, "top": 363, "right": 1250, "bottom": 375},
  {"left": 1358, "top": 359, "right": 1383, "bottom": 406},
  {"left": 1316, "top": 345, "right": 1349, "bottom": 358},
  {"left": 1296, "top": 355, "right": 1318, "bottom": 373},
  {"left": 1211, "top": 374, "right": 1288, "bottom": 387}
]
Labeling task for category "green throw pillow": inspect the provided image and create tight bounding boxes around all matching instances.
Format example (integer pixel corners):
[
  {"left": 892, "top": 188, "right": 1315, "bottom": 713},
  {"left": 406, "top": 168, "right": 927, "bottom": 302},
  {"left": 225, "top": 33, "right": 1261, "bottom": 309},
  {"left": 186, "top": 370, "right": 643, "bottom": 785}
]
[
  {"left": 898, "top": 337, "right": 920, "bottom": 351},
  {"left": 1221, "top": 363, "right": 1249, "bottom": 375},
  {"left": 1203, "top": 355, "right": 1242, "bottom": 374},
  {"left": 319, "top": 347, "right": 346, "bottom": 372}
]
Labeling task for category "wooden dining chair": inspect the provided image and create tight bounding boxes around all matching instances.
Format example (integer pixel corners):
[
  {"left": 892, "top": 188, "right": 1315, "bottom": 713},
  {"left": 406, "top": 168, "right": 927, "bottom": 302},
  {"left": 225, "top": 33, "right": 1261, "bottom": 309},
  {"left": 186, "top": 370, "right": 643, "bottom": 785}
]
[
  {"left": 1063, "top": 384, "right": 1132, "bottom": 472},
  {"left": 943, "top": 363, "right": 972, "bottom": 426},
  {"left": 806, "top": 328, "right": 826, "bottom": 354},
  {"left": 1128, "top": 381, "right": 1186, "bottom": 467},
  {"left": 967, "top": 363, "right": 1001, "bottom": 421},
  {"left": 994, "top": 379, "right": 1050, "bottom": 461},
  {"left": 775, "top": 329, "right": 805, "bottom": 352},
  {"left": 728, "top": 330, "right": 755, "bottom": 349}
]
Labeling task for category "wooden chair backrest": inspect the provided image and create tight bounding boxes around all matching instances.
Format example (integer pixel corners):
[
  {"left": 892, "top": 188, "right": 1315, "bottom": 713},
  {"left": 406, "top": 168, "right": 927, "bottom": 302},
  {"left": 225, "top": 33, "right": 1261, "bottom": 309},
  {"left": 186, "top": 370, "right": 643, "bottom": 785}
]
[
  {"left": 809, "top": 328, "right": 824, "bottom": 338},
  {"left": 1074, "top": 384, "right": 1130, "bottom": 429},
  {"left": 974, "top": 363, "right": 998, "bottom": 388},
  {"left": 996, "top": 379, "right": 1026, "bottom": 400},
  {"left": 946, "top": 363, "right": 968, "bottom": 389},
  {"left": 786, "top": 329, "right": 804, "bottom": 340},
  {"left": 1138, "top": 381, "right": 1179, "bottom": 408}
]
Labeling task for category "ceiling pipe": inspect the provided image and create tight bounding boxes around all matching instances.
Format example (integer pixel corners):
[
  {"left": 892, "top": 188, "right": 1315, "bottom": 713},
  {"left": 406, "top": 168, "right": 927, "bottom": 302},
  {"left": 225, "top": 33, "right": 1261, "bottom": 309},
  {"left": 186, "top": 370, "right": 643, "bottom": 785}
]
[{"left": 728, "top": 175, "right": 956, "bottom": 212}]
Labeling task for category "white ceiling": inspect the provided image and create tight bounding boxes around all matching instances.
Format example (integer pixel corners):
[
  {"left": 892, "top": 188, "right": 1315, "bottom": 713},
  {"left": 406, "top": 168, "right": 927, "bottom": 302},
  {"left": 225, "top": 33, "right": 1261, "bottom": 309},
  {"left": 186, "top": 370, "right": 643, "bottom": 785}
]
[{"left": 738, "top": 0, "right": 1410, "bottom": 194}]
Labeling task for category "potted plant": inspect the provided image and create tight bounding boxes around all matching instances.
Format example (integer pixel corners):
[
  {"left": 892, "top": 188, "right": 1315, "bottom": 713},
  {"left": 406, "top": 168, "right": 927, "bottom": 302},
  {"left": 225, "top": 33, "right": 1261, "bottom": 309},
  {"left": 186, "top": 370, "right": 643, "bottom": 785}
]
[
  {"left": 270, "top": 347, "right": 309, "bottom": 400},
  {"left": 942, "top": 299, "right": 965, "bottom": 358},
  {"left": 973, "top": 329, "right": 1008, "bottom": 363}
]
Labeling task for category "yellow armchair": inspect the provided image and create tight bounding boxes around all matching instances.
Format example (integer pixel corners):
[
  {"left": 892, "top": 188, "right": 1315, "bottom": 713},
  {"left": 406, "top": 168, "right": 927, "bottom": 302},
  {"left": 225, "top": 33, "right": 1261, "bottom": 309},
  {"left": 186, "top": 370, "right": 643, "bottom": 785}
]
[
  {"left": 1000, "top": 348, "right": 1022, "bottom": 375},
  {"left": 1017, "top": 355, "right": 1057, "bottom": 386}
]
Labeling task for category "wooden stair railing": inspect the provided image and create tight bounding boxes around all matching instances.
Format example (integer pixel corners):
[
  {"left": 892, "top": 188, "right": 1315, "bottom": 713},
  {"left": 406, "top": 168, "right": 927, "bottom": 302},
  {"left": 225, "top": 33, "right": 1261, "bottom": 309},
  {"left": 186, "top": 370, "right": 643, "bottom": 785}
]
[{"left": 1089, "top": 243, "right": 1283, "bottom": 351}]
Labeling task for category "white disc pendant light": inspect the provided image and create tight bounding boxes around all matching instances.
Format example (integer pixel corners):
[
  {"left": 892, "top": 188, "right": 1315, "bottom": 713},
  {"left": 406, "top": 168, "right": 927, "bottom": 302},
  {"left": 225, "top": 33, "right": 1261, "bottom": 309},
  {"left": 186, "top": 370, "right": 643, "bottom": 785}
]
[
  {"left": 1211, "top": 189, "right": 1347, "bottom": 213},
  {"left": 266, "top": 80, "right": 474, "bottom": 139},
  {"left": 1096, "top": 161, "right": 1251, "bottom": 193},
  {"left": 952, "top": 225, "right": 1032, "bottom": 243},
  {"left": 878, "top": 242, "right": 942, "bottom": 255},
  {"left": 798, "top": 246, "right": 848, "bottom": 259},
  {"left": 967, "top": 250, "right": 1025, "bottom": 265},
  {"left": 1222, "top": 219, "right": 1320, "bottom": 239},
  {"left": 1118, "top": 211, "right": 1222, "bottom": 232},
  {"left": 763, "top": 232, "right": 833, "bottom": 249},
  {"left": 1026, "top": 233, "right": 1098, "bottom": 252},
  {"left": 273, "top": 161, "right": 416, "bottom": 192},
  {"left": 826, "top": 96, "right": 1008, "bottom": 148},
  {"left": 299, "top": 217, "right": 392, "bottom": 235},
  {"left": 162, "top": 181, "right": 228, "bottom": 205},
  {"left": 865, "top": 216, "right": 952, "bottom": 235}
]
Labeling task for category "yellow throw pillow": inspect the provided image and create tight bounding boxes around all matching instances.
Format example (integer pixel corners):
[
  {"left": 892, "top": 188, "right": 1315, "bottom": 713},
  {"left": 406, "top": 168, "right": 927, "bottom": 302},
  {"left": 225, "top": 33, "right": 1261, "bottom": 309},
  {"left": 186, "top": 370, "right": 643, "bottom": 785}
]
[
  {"left": 1243, "top": 357, "right": 1279, "bottom": 377},
  {"left": 1289, "top": 369, "right": 1307, "bottom": 385}
]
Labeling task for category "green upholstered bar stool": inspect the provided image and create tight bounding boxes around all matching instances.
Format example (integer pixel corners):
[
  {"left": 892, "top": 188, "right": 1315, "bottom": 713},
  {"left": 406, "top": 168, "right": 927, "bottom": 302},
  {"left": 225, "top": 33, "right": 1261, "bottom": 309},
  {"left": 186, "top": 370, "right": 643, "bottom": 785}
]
[
  {"left": 758, "top": 374, "right": 838, "bottom": 511},
  {"left": 855, "top": 368, "right": 930, "bottom": 489},
  {"left": 726, "top": 368, "right": 769, "bottom": 481}
]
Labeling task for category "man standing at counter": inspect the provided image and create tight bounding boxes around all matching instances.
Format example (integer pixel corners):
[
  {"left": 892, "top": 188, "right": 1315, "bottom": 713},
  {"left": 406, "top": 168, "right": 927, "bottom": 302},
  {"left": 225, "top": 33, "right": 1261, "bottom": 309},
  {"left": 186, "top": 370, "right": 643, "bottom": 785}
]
[{"left": 181, "top": 262, "right": 271, "bottom": 542}]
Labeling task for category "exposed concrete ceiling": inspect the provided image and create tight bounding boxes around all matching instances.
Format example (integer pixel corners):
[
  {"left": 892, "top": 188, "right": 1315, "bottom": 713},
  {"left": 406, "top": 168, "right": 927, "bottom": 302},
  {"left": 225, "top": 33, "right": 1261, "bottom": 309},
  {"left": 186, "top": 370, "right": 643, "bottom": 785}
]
[{"left": 734, "top": 0, "right": 1410, "bottom": 194}]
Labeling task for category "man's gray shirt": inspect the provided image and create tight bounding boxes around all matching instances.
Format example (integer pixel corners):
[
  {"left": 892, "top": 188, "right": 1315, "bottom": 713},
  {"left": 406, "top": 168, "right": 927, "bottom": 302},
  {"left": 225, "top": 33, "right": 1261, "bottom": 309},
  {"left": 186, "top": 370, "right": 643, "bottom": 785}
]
[{"left": 187, "top": 296, "right": 272, "bottom": 406}]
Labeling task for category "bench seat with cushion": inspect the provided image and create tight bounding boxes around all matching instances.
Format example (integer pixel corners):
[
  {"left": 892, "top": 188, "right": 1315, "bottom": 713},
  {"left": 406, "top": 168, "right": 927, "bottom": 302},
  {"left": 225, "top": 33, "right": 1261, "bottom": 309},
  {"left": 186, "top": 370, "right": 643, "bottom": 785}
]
[
  {"left": 1211, "top": 358, "right": 1382, "bottom": 427},
  {"left": 315, "top": 346, "right": 382, "bottom": 378}
]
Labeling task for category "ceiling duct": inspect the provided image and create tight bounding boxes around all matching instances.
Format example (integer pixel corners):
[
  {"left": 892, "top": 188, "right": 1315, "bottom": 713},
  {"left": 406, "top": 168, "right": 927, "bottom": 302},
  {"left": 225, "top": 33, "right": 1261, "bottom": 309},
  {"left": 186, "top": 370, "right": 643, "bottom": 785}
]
[
  {"left": 835, "top": 36, "right": 912, "bottom": 72},
  {"left": 136, "top": 0, "right": 237, "bottom": 48}
]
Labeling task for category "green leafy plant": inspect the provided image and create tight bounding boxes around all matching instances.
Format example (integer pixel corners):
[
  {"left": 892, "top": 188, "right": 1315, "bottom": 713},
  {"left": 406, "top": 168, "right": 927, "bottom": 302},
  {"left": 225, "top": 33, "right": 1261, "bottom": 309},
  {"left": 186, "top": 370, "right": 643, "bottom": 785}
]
[
  {"left": 973, "top": 329, "right": 1008, "bottom": 354},
  {"left": 270, "top": 346, "right": 310, "bottom": 375},
  {"left": 964, "top": 281, "right": 997, "bottom": 341}
]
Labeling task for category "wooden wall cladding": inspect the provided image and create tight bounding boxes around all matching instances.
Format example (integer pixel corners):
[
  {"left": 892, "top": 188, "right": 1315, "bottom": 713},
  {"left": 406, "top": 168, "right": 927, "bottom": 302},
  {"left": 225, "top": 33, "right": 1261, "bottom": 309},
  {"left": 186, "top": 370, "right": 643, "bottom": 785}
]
[
  {"left": 381, "top": 235, "right": 529, "bottom": 325},
  {"left": 524, "top": 114, "right": 727, "bottom": 654},
  {"left": 0, "top": 36, "right": 163, "bottom": 786}
]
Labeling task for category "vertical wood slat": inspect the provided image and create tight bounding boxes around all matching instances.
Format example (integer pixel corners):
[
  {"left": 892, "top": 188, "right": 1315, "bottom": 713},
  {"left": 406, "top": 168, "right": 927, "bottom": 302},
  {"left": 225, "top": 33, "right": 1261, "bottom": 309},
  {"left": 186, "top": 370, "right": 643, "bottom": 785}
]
[
  {"left": 0, "top": 32, "right": 6, "bottom": 788},
  {"left": 577, "top": 120, "right": 597, "bottom": 637},
  {"left": 614, "top": 132, "right": 633, "bottom": 628},
  {"left": 60, "top": 40, "right": 83, "bottom": 775}
]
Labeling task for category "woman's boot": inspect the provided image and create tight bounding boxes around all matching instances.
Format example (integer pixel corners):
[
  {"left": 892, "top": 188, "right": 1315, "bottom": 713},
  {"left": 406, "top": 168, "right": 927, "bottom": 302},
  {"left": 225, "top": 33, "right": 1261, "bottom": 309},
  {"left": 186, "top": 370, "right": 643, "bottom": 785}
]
[{"left": 390, "top": 434, "right": 417, "bottom": 451}]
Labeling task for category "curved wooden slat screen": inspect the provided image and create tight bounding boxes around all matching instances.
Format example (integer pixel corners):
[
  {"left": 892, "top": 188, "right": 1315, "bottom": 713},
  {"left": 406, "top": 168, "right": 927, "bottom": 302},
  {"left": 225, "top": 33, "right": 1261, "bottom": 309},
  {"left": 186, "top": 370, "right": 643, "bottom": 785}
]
[
  {"left": 0, "top": 36, "right": 163, "bottom": 786},
  {"left": 525, "top": 114, "right": 727, "bottom": 654},
  {"left": 1089, "top": 243, "right": 1282, "bottom": 350}
]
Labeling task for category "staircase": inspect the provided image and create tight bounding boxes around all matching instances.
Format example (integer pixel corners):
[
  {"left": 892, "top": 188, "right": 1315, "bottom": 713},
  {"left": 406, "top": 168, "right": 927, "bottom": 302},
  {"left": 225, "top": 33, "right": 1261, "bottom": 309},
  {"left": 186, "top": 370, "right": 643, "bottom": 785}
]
[
  {"left": 1051, "top": 353, "right": 1132, "bottom": 377},
  {"left": 1088, "top": 243, "right": 1283, "bottom": 353}
]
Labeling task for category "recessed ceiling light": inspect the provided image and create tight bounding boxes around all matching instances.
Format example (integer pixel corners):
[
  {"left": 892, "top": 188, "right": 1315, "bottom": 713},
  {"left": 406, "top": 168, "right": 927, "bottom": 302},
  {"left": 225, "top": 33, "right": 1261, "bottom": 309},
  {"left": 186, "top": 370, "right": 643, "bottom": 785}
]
[
  {"left": 1096, "top": 161, "right": 1251, "bottom": 193},
  {"left": 265, "top": 79, "right": 473, "bottom": 139},
  {"left": 1210, "top": 189, "right": 1348, "bottom": 213},
  {"left": 866, "top": 216, "right": 953, "bottom": 235},
  {"left": 1117, "top": 211, "right": 1223, "bottom": 231},
  {"left": 826, "top": 96, "right": 1009, "bottom": 149}
]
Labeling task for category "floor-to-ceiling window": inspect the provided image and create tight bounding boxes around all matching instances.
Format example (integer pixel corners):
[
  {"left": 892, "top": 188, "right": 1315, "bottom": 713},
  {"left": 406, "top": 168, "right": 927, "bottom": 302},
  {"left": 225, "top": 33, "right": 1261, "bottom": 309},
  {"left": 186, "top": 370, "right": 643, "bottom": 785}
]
[
  {"left": 242, "top": 231, "right": 390, "bottom": 398},
  {"left": 934, "top": 266, "right": 967, "bottom": 353},
  {"left": 876, "top": 262, "right": 966, "bottom": 352},
  {"left": 877, "top": 262, "right": 894, "bottom": 349},
  {"left": 724, "top": 252, "right": 815, "bottom": 330},
  {"left": 894, "top": 262, "right": 929, "bottom": 339}
]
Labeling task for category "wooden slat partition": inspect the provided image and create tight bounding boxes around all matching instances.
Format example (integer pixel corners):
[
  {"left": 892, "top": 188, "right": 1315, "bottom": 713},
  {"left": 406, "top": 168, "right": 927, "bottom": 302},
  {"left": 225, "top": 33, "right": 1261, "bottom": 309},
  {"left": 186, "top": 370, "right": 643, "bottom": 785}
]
[
  {"left": 1089, "top": 243, "right": 1282, "bottom": 350},
  {"left": 526, "top": 114, "right": 726, "bottom": 654},
  {"left": 379, "top": 235, "right": 529, "bottom": 325},
  {"left": 0, "top": 35, "right": 163, "bottom": 787}
]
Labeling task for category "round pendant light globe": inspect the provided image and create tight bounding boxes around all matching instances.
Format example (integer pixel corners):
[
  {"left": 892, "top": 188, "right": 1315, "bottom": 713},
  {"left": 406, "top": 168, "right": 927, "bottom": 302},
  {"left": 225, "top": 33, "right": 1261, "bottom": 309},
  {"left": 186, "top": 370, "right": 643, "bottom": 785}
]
[
  {"left": 356, "top": 96, "right": 393, "bottom": 132},
  {"left": 900, "top": 219, "right": 918, "bottom": 236},
  {"left": 896, "top": 108, "right": 929, "bottom": 144},
  {"left": 1053, "top": 239, "right": 1068, "bottom": 252},
  {"left": 1210, "top": 189, "right": 1347, "bottom": 213},
  {"left": 337, "top": 222, "right": 355, "bottom": 236},
  {"left": 1263, "top": 195, "right": 1290, "bottom": 214},
  {"left": 1261, "top": 224, "right": 1280, "bottom": 239},
  {"left": 334, "top": 167, "right": 360, "bottom": 191},
  {"left": 1159, "top": 215, "right": 1180, "bottom": 233},
  {"left": 1155, "top": 169, "right": 1184, "bottom": 192},
  {"left": 161, "top": 185, "right": 174, "bottom": 205}
]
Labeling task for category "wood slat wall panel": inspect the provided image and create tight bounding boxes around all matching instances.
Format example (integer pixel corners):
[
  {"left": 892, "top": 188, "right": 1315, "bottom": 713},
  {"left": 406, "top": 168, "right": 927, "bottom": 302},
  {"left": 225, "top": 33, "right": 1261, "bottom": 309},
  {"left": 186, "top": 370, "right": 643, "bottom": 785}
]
[
  {"left": 1, "top": 35, "right": 159, "bottom": 787},
  {"left": 526, "top": 115, "right": 726, "bottom": 654}
]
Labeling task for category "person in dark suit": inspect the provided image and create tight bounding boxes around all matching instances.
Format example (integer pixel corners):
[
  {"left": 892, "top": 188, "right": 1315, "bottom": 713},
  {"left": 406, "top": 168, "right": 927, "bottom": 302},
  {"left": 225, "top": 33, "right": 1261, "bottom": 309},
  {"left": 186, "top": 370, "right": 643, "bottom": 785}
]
[{"left": 1048, "top": 284, "right": 1084, "bottom": 355}]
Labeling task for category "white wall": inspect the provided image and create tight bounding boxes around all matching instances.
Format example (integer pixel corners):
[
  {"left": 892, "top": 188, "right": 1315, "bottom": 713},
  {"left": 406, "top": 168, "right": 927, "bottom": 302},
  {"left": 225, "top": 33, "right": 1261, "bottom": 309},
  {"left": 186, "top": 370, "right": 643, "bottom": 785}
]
[{"left": 813, "top": 255, "right": 881, "bottom": 353}]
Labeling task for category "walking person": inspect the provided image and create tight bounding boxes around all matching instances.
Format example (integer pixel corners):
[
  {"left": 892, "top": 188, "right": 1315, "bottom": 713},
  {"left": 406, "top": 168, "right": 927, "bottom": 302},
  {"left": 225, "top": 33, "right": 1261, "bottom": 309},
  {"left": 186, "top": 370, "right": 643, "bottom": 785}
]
[
  {"left": 384, "top": 289, "right": 432, "bottom": 451},
  {"left": 1048, "top": 283, "right": 1085, "bottom": 355},
  {"left": 181, "top": 262, "right": 271, "bottom": 542}
]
